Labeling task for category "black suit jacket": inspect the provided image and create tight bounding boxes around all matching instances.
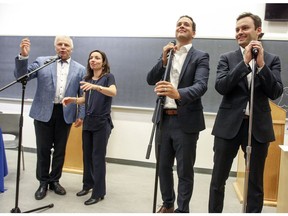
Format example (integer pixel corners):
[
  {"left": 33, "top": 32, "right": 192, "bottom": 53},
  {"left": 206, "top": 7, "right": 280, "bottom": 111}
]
[
  {"left": 147, "top": 46, "right": 210, "bottom": 133},
  {"left": 212, "top": 48, "right": 283, "bottom": 143}
]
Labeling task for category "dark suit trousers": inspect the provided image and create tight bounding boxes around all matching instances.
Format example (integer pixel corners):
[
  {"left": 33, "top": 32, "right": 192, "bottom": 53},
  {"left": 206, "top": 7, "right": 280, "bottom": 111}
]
[
  {"left": 209, "top": 119, "right": 269, "bottom": 213},
  {"left": 156, "top": 115, "right": 199, "bottom": 213},
  {"left": 81, "top": 121, "right": 111, "bottom": 199},
  {"left": 34, "top": 104, "right": 71, "bottom": 186}
]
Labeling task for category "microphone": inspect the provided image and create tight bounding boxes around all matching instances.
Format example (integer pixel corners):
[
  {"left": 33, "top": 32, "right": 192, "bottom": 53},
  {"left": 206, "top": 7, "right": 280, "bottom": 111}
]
[
  {"left": 251, "top": 33, "right": 264, "bottom": 58},
  {"left": 169, "top": 40, "right": 176, "bottom": 50},
  {"left": 166, "top": 40, "right": 176, "bottom": 58},
  {"left": 252, "top": 47, "right": 258, "bottom": 57},
  {"left": 44, "top": 55, "right": 61, "bottom": 64}
]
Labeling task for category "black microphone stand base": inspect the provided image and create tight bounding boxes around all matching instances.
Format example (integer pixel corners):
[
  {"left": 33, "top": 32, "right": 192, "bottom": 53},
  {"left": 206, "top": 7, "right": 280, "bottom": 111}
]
[
  {"left": 10, "top": 204, "right": 54, "bottom": 213},
  {"left": 22, "top": 204, "right": 54, "bottom": 213},
  {"left": 10, "top": 207, "right": 21, "bottom": 213}
]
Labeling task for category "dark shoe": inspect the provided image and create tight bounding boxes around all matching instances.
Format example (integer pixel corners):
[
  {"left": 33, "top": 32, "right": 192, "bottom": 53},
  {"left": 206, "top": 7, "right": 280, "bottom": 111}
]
[
  {"left": 35, "top": 185, "right": 48, "bottom": 200},
  {"left": 84, "top": 197, "right": 104, "bottom": 205},
  {"left": 157, "top": 205, "right": 174, "bottom": 213},
  {"left": 49, "top": 182, "right": 66, "bottom": 195},
  {"left": 76, "top": 189, "right": 90, "bottom": 197}
]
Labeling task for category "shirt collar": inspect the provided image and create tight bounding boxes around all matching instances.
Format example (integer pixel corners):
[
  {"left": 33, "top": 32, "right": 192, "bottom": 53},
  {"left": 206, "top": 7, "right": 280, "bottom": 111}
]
[
  {"left": 58, "top": 58, "right": 71, "bottom": 64},
  {"left": 178, "top": 43, "right": 192, "bottom": 53}
]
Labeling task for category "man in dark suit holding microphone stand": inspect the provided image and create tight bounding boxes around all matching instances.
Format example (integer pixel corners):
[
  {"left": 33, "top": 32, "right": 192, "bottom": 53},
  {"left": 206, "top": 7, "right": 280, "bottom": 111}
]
[
  {"left": 208, "top": 12, "right": 283, "bottom": 213},
  {"left": 147, "top": 15, "right": 210, "bottom": 213}
]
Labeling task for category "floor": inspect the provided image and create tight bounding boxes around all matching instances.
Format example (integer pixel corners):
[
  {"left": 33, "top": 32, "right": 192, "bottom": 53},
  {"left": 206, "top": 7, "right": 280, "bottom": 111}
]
[{"left": 0, "top": 150, "right": 277, "bottom": 214}]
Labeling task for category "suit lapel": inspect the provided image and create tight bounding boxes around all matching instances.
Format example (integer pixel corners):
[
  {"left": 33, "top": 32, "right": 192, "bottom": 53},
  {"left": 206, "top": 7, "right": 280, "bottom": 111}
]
[
  {"left": 52, "top": 62, "right": 57, "bottom": 89},
  {"left": 235, "top": 49, "right": 249, "bottom": 90},
  {"left": 65, "top": 60, "right": 75, "bottom": 92},
  {"left": 178, "top": 47, "right": 194, "bottom": 82}
]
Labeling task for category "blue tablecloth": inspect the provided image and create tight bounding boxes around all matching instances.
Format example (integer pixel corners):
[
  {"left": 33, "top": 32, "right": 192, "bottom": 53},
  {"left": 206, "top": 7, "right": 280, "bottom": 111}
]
[{"left": 0, "top": 127, "right": 8, "bottom": 193}]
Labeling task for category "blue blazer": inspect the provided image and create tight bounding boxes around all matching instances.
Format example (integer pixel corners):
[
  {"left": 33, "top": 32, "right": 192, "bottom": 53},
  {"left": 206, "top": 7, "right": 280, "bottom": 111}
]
[
  {"left": 14, "top": 56, "right": 86, "bottom": 124},
  {"left": 147, "top": 46, "right": 210, "bottom": 133},
  {"left": 212, "top": 48, "right": 283, "bottom": 143}
]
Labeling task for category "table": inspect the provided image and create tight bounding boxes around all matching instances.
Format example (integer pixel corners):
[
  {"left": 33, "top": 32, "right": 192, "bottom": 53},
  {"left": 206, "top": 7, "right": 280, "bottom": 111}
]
[{"left": 0, "top": 127, "right": 8, "bottom": 193}]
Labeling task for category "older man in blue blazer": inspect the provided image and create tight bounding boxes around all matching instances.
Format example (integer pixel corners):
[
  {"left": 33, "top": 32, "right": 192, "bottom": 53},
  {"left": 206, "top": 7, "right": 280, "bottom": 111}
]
[{"left": 14, "top": 36, "right": 85, "bottom": 200}]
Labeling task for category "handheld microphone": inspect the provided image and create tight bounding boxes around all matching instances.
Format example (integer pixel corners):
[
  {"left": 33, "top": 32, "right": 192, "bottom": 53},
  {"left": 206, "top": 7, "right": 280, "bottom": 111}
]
[
  {"left": 44, "top": 55, "right": 61, "bottom": 64},
  {"left": 252, "top": 47, "right": 258, "bottom": 57},
  {"left": 166, "top": 40, "right": 176, "bottom": 58},
  {"left": 251, "top": 33, "right": 264, "bottom": 58},
  {"left": 170, "top": 40, "right": 176, "bottom": 49}
]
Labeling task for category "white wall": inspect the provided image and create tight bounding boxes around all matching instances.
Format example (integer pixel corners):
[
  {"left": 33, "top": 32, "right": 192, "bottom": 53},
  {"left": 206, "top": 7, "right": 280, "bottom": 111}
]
[
  {"left": 0, "top": 0, "right": 287, "bottom": 39},
  {"left": 0, "top": 0, "right": 287, "bottom": 172}
]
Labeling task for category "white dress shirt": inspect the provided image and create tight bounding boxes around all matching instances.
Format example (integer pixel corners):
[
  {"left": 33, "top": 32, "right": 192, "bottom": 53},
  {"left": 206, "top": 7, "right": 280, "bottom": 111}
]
[
  {"left": 164, "top": 43, "right": 192, "bottom": 109},
  {"left": 54, "top": 59, "right": 70, "bottom": 104}
]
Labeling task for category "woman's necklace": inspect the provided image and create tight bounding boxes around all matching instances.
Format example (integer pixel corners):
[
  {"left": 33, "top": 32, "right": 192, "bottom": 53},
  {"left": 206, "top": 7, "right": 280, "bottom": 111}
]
[{"left": 87, "top": 78, "right": 101, "bottom": 107}]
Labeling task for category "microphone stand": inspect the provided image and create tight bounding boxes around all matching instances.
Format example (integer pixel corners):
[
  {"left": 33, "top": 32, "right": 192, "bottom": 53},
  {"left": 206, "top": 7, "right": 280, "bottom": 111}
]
[
  {"left": 146, "top": 47, "right": 174, "bottom": 213},
  {"left": 0, "top": 57, "right": 59, "bottom": 213},
  {"left": 242, "top": 53, "right": 257, "bottom": 213}
]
